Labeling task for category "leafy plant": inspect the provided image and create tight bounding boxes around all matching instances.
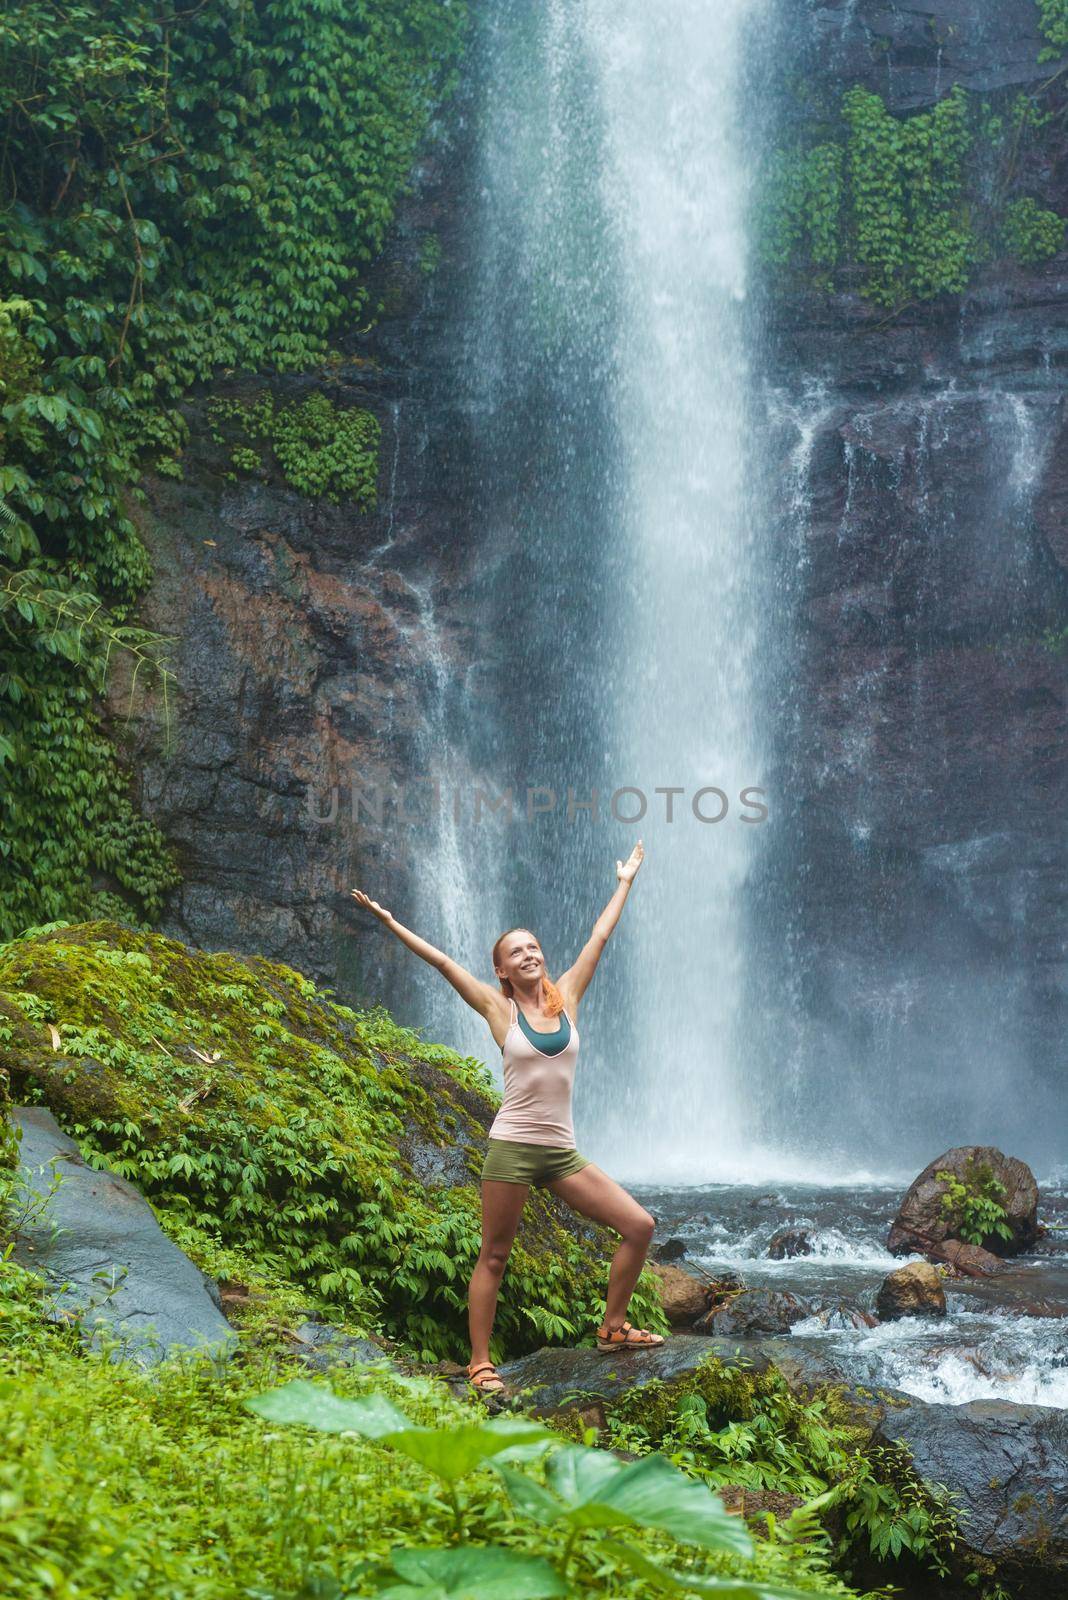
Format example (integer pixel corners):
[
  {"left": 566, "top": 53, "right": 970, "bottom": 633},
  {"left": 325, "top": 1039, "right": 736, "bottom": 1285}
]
[
  {"left": 208, "top": 391, "right": 381, "bottom": 506},
  {"left": 598, "top": 1355, "right": 963, "bottom": 1582},
  {"left": 245, "top": 1375, "right": 823, "bottom": 1598},
  {"left": 999, "top": 196, "right": 1066, "bottom": 264},
  {"left": 0, "top": 0, "right": 467, "bottom": 933},
  {"left": 758, "top": 81, "right": 1066, "bottom": 309},
  {"left": 1037, "top": 0, "right": 1068, "bottom": 61},
  {"left": 936, "top": 1161, "right": 1015, "bottom": 1248}
]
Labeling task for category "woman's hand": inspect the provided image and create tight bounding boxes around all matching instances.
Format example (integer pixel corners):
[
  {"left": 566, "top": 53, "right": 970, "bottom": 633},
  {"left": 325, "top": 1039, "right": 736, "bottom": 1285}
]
[
  {"left": 350, "top": 888, "right": 394, "bottom": 925},
  {"left": 616, "top": 839, "right": 644, "bottom": 884}
]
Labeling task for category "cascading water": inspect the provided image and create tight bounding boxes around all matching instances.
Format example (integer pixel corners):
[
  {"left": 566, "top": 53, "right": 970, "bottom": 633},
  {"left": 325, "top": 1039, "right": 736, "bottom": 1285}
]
[
  {"left": 406, "top": 0, "right": 1064, "bottom": 1185},
  {"left": 744, "top": 374, "right": 1066, "bottom": 1177},
  {"left": 436, "top": 0, "right": 776, "bottom": 1180}
]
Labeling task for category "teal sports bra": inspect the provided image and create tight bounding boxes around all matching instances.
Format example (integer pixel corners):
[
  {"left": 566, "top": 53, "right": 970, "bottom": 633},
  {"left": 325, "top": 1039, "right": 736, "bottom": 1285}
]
[{"left": 515, "top": 1004, "right": 572, "bottom": 1057}]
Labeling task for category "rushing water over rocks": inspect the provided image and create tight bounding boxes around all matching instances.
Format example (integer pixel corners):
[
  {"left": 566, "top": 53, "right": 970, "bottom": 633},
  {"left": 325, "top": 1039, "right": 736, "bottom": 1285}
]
[{"left": 637, "top": 1173, "right": 1068, "bottom": 1409}]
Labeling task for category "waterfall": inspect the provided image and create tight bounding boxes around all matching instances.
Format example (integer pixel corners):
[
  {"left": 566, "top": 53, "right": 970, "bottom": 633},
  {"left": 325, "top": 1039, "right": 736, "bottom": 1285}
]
[
  {"left": 424, "top": 0, "right": 775, "bottom": 1178},
  {"left": 395, "top": 0, "right": 1066, "bottom": 1181}
]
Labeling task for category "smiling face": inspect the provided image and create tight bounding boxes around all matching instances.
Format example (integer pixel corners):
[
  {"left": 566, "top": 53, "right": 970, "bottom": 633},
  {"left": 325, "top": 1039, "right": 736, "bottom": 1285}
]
[{"left": 493, "top": 928, "right": 545, "bottom": 990}]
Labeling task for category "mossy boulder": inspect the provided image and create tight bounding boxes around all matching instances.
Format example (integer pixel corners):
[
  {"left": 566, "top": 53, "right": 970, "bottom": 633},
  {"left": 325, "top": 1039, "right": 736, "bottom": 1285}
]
[{"left": 0, "top": 920, "right": 665, "bottom": 1361}]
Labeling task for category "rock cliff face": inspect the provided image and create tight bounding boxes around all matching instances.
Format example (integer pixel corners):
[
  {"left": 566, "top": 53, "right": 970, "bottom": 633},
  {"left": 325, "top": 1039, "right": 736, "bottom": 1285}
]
[
  {"left": 744, "top": 0, "right": 1068, "bottom": 1159},
  {"left": 105, "top": 125, "right": 484, "bottom": 1008}
]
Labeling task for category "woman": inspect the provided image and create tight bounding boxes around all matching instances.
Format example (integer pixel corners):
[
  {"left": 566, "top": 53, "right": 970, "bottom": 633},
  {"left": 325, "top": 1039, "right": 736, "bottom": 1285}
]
[{"left": 351, "top": 837, "right": 664, "bottom": 1394}]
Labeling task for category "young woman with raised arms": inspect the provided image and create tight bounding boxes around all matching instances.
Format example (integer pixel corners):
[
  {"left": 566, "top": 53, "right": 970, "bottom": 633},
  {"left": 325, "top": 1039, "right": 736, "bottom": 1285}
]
[{"left": 351, "top": 839, "right": 664, "bottom": 1394}]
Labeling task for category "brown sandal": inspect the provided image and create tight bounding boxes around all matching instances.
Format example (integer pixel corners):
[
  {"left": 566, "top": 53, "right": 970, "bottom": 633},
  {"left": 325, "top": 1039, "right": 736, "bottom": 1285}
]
[
  {"left": 467, "top": 1361, "right": 506, "bottom": 1394},
  {"left": 596, "top": 1319, "right": 665, "bottom": 1353}
]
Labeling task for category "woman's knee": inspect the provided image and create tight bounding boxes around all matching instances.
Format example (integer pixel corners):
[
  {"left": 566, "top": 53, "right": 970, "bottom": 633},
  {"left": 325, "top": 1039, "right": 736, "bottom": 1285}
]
[
  {"left": 624, "top": 1208, "right": 655, "bottom": 1247},
  {"left": 476, "top": 1243, "right": 513, "bottom": 1278}
]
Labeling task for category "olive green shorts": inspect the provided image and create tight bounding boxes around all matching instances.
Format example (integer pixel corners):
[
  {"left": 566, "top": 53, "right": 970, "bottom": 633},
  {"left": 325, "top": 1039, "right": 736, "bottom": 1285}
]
[{"left": 481, "top": 1138, "right": 591, "bottom": 1188}]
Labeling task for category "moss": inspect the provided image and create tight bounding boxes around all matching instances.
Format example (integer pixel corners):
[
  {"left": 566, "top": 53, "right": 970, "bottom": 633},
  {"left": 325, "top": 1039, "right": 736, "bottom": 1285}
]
[{"left": 0, "top": 921, "right": 666, "bottom": 1362}]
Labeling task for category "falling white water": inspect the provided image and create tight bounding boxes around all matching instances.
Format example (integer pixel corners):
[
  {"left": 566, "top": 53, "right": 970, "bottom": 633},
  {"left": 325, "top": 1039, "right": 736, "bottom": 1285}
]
[
  {"left": 577, "top": 1, "right": 770, "bottom": 1178},
  {"left": 453, "top": 0, "right": 774, "bottom": 1168}
]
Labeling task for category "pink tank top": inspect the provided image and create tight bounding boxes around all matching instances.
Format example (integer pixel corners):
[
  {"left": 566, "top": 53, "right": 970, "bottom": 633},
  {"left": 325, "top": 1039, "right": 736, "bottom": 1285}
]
[{"left": 488, "top": 997, "right": 580, "bottom": 1148}]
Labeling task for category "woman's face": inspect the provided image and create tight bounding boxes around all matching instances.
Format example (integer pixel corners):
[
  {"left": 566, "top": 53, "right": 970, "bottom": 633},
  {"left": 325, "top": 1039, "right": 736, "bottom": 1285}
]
[{"left": 496, "top": 929, "right": 544, "bottom": 987}]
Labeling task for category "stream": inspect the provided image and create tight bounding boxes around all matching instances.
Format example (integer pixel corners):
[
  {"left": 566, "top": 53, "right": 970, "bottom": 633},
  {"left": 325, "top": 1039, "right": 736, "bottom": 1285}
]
[{"left": 635, "top": 1174, "right": 1068, "bottom": 1409}]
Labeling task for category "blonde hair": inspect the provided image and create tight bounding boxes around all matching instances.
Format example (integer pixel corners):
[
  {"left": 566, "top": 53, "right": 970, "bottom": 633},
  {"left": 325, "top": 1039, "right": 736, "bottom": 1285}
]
[{"left": 491, "top": 926, "right": 565, "bottom": 1017}]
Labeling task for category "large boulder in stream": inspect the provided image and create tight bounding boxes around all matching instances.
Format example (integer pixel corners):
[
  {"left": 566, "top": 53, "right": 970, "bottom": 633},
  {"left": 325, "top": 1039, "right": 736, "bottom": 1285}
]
[
  {"left": 693, "top": 1288, "right": 876, "bottom": 1336},
  {"left": 875, "top": 1398, "right": 1068, "bottom": 1587},
  {"left": 888, "top": 1146, "right": 1040, "bottom": 1259},
  {"left": 647, "top": 1262, "right": 712, "bottom": 1325}
]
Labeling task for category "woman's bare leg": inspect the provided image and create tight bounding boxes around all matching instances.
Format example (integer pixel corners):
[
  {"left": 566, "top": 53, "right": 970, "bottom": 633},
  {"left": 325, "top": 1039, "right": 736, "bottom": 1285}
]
[
  {"left": 468, "top": 1179, "right": 530, "bottom": 1367},
  {"left": 547, "top": 1164, "right": 656, "bottom": 1330}
]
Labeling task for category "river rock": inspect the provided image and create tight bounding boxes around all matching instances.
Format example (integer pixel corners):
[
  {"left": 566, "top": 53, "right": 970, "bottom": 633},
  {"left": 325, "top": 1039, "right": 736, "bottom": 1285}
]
[
  {"left": 497, "top": 1336, "right": 775, "bottom": 1415},
  {"left": 10, "top": 1106, "right": 236, "bottom": 1365},
  {"left": 290, "top": 1321, "right": 397, "bottom": 1374},
  {"left": 928, "top": 1238, "right": 1008, "bottom": 1278},
  {"left": 648, "top": 1262, "right": 711, "bottom": 1326},
  {"left": 888, "top": 1146, "right": 1040, "bottom": 1258},
  {"left": 876, "top": 1262, "right": 947, "bottom": 1321},
  {"left": 653, "top": 1236, "right": 688, "bottom": 1263},
  {"left": 767, "top": 1227, "right": 814, "bottom": 1259},
  {"left": 695, "top": 1289, "right": 817, "bottom": 1337},
  {"left": 876, "top": 1398, "right": 1068, "bottom": 1584}
]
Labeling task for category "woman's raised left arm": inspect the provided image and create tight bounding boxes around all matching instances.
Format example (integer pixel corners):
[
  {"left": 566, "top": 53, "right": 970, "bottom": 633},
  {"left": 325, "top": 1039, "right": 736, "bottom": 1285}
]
[{"left": 556, "top": 840, "right": 644, "bottom": 1008}]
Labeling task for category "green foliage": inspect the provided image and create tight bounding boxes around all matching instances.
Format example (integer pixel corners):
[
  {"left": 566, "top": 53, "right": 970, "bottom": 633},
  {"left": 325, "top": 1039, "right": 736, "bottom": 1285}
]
[
  {"left": 936, "top": 1161, "right": 1015, "bottom": 1248},
  {"left": 760, "top": 145, "right": 844, "bottom": 281},
  {"left": 0, "top": 1334, "right": 851, "bottom": 1600},
  {"left": 599, "top": 1357, "right": 962, "bottom": 1584},
  {"left": 759, "top": 82, "right": 1065, "bottom": 309},
  {"left": 842, "top": 85, "right": 974, "bottom": 305},
  {"left": 1037, "top": 0, "right": 1068, "bottom": 60},
  {"left": 0, "top": 920, "right": 666, "bottom": 1362},
  {"left": 1000, "top": 196, "right": 1066, "bottom": 263},
  {"left": 0, "top": 0, "right": 466, "bottom": 933},
  {"left": 248, "top": 1375, "right": 826, "bottom": 1597},
  {"left": 208, "top": 391, "right": 381, "bottom": 506}
]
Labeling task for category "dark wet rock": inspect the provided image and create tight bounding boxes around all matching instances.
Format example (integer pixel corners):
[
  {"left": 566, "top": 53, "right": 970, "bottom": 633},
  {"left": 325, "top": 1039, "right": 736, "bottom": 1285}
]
[
  {"left": 648, "top": 1262, "right": 711, "bottom": 1326},
  {"left": 10, "top": 1106, "right": 236, "bottom": 1365},
  {"left": 695, "top": 1289, "right": 817, "bottom": 1337},
  {"left": 928, "top": 1238, "right": 1009, "bottom": 1278},
  {"left": 875, "top": 1398, "right": 1068, "bottom": 1583},
  {"left": 496, "top": 1336, "right": 774, "bottom": 1415},
  {"left": 802, "top": 1300, "right": 879, "bottom": 1331},
  {"left": 767, "top": 1227, "right": 814, "bottom": 1260},
  {"left": 290, "top": 1321, "right": 396, "bottom": 1373},
  {"left": 888, "top": 1146, "right": 1040, "bottom": 1258},
  {"left": 877, "top": 1262, "right": 947, "bottom": 1321},
  {"left": 653, "top": 1236, "right": 688, "bottom": 1263}
]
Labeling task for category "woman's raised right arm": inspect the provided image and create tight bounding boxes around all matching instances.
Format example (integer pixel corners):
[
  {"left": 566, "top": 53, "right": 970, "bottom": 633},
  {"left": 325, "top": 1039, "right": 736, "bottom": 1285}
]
[{"left": 350, "top": 889, "right": 504, "bottom": 1021}]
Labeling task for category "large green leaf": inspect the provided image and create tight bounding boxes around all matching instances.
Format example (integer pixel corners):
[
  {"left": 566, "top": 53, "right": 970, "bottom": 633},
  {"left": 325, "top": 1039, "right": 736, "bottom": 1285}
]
[
  {"left": 545, "top": 1443, "right": 625, "bottom": 1505},
  {"left": 382, "top": 1415, "right": 555, "bottom": 1485},
  {"left": 244, "top": 1379, "right": 410, "bottom": 1437},
  {"left": 492, "top": 1463, "right": 566, "bottom": 1526},
  {"left": 602, "top": 1537, "right": 827, "bottom": 1599},
  {"left": 532, "top": 1446, "right": 753, "bottom": 1557},
  {"left": 375, "top": 1544, "right": 566, "bottom": 1599},
  {"left": 245, "top": 1382, "right": 553, "bottom": 1484}
]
